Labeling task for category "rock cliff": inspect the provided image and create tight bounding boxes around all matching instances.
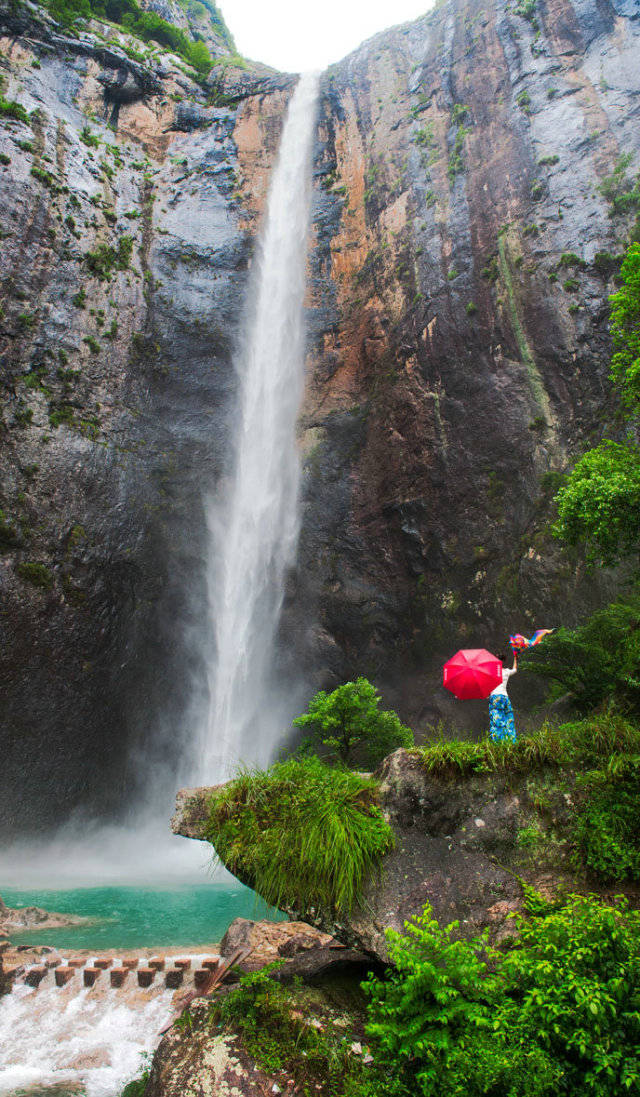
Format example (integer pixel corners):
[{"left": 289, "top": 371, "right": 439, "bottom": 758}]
[{"left": 0, "top": 0, "right": 639, "bottom": 829}]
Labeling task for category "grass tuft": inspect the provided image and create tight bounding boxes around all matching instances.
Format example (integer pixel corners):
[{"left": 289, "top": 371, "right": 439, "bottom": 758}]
[
  {"left": 417, "top": 710, "right": 640, "bottom": 777},
  {"left": 206, "top": 756, "right": 394, "bottom": 918}
]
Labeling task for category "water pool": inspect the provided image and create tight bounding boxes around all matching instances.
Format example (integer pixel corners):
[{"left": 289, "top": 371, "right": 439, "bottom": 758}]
[{"left": 1, "top": 884, "right": 282, "bottom": 950}]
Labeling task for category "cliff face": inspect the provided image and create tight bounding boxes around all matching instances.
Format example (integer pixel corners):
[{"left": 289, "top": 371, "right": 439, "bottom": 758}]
[
  {"left": 0, "top": 0, "right": 638, "bottom": 829},
  {"left": 297, "top": 0, "right": 640, "bottom": 727}
]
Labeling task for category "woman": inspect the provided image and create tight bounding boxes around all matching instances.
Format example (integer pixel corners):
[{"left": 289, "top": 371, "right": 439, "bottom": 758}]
[{"left": 488, "top": 651, "right": 517, "bottom": 741}]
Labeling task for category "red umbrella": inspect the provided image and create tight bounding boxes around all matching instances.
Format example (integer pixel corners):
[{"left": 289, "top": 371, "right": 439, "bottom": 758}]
[{"left": 442, "top": 648, "right": 502, "bottom": 700}]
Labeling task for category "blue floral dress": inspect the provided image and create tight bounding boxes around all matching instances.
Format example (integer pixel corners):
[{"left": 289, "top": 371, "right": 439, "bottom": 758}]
[{"left": 489, "top": 694, "right": 517, "bottom": 741}]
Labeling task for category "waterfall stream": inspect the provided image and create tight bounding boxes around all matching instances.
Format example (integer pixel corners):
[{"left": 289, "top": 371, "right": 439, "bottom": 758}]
[{"left": 201, "top": 72, "right": 319, "bottom": 780}]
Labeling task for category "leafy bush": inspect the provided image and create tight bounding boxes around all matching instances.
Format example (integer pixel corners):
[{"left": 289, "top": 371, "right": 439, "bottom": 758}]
[
  {"left": 520, "top": 589, "right": 640, "bottom": 713},
  {"left": 16, "top": 562, "right": 54, "bottom": 590},
  {"left": 293, "top": 678, "right": 413, "bottom": 768},
  {"left": 206, "top": 756, "right": 394, "bottom": 917},
  {"left": 364, "top": 896, "right": 640, "bottom": 1096},
  {"left": 85, "top": 235, "right": 132, "bottom": 279},
  {"left": 573, "top": 758, "right": 640, "bottom": 881},
  {"left": 609, "top": 242, "right": 640, "bottom": 409}
]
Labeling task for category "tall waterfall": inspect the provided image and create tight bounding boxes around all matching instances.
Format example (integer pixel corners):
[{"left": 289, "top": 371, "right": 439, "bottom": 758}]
[{"left": 202, "top": 72, "right": 319, "bottom": 780}]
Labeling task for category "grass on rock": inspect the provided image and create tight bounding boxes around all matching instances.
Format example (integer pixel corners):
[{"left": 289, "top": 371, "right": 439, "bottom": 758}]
[
  {"left": 416, "top": 710, "right": 640, "bottom": 776},
  {"left": 206, "top": 756, "right": 394, "bottom": 918}
]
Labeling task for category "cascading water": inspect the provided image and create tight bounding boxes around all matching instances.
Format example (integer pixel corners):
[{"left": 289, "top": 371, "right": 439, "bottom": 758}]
[
  {"left": 0, "top": 73, "right": 320, "bottom": 1097},
  {"left": 201, "top": 72, "right": 319, "bottom": 780}
]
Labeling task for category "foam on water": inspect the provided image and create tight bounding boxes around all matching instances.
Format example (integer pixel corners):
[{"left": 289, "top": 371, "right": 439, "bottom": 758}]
[{"left": 0, "top": 976, "right": 174, "bottom": 1097}]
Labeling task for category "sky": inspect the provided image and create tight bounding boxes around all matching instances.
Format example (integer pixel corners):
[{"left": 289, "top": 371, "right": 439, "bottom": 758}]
[{"left": 219, "top": 0, "right": 434, "bottom": 73}]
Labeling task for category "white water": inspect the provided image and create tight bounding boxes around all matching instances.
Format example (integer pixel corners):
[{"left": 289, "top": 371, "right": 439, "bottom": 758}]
[
  {"left": 201, "top": 72, "right": 319, "bottom": 780},
  {"left": 0, "top": 977, "right": 172, "bottom": 1097}
]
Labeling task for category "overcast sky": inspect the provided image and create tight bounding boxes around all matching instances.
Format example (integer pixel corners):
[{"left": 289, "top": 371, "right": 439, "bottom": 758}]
[{"left": 220, "top": 0, "right": 433, "bottom": 72}]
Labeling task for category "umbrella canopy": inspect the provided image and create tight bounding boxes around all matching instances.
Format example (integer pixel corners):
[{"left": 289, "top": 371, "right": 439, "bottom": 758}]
[{"left": 443, "top": 648, "right": 502, "bottom": 700}]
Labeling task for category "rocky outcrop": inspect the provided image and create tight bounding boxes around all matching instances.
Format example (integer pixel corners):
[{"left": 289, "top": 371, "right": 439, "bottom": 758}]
[
  {"left": 173, "top": 749, "right": 585, "bottom": 961},
  {"left": 0, "top": 901, "right": 85, "bottom": 933},
  {"left": 0, "top": 0, "right": 639, "bottom": 831}
]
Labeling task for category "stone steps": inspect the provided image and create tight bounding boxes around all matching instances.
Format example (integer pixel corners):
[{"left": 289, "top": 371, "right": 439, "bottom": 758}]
[{"left": 17, "top": 954, "right": 221, "bottom": 992}]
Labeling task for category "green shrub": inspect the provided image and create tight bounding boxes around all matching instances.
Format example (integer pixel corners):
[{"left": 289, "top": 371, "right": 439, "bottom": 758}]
[
  {"left": 293, "top": 678, "right": 413, "bottom": 768},
  {"left": 85, "top": 234, "right": 132, "bottom": 279},
  {"left": 466, "top": 301, "right": 477, "bottom": 316},
  {"left": 80, "top": 125, "right": 99, "bottom": 149},
  {"left": 364, "top": 896, "right": 640, "bottom": 1096},
  {"left": 0, "top": 96, "right": 30, "bottom": 123},
  {"left": 517, "top": 89, "right": 531, "bottom": 111},
  {"left": 0, "top": 153, "right": 10, "bottom": 165},
  {"left": 538, "top": 154, "right": 559, "bottom": 166},
  {"left": 521, "top": 593, "right": 640, "bottom": 714},
  {"left": 17, "top": 561, "right": 54, "bottom": 590},
  {"left": 592, "top": 251, "right": 622, "bottom": 278},
  {"left": 573, "top": 758, "right": 640, "bottom": 881},
  {"left": 559, "top": 251, "right": 587, "bottom": 269},
  {"left": 31, "top": 165, "right": 62, "bottom": 192},
  {"left": 563, "top": 277, "right": 579, "bottom": 291},
  {"left": 206, "top": 756, "right": 394, "bottom": 917}
]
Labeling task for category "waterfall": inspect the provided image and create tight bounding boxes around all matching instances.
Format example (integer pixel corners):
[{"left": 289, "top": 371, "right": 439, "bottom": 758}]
[{"left": 200, "top": 72, "right": 319, "bottom": 781}]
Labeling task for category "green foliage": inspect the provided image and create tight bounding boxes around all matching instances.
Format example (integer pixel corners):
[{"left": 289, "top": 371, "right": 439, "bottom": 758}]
[
  {"left": 559, "top": 251, "right": 587, "bottom": 269},
  {"left": 43, "top": 0, "right": 217, "bottom": 72},
  {"left": 418, "top": 710, "right": 640, "bottom": 774},
  {"left": 599, "top": 154, "right": 640, "bottom": 216},
  {"left": 522, "top": 594, "right": 640, "bottom": 714},
  {"left": 83, "top": 335, "right": 100, "bottom": 353},
  {"left": 206, "top": 756, "right": 394, "bottom": 918},
  {"left": 447, "top": 125, "right": 469, "bottom": 183},
  {"left": 205, "top": 965, "right": 379, "bottom": 1094},
  {"left": 466, "top": 301, "right": 477, "bottom": 316},
  {"left": 364, "top": 896, "right": 640, "bottom": 1096},
  {"left": 72, "top": 287, "right": 86, "bottom": 307},
  {"left": 554, "top": 440, "right": 640, "bottom": 564},
  {"left": 80, "top": 125, "right": 99, "bottom": 148},
  {"left": 573, "top": 759, "right": 640, "bottom": 881},
  {"left": 609, "top": 242, "right": 640, "bottom": 409},
  {"left": 563, "top": 277, "right": 579, "bottom": 291},
  {"left": 293, "top": 678, "right": 413, "bottom": 768},
  {"left": 515, "top": 0, "right": 538, "bottom": 26},
  {"left": 85, "top": 234, "right": 133, "bottom": 279},
  {"left": 538, "top": 154, "right": 559, "bottom": 166},
  {"left": 17, "top": 561, "right": 53, "bottom": 590},
  {"left": 31, "top": 165, "right": 62, "bottom": 193},
  {"left": 0, "top": 95, "right": 30, "bottom": 123},
  {"left": 517, "top": 89, "right": 531, "bottom": 111},
  {"left": 593, "top": 251, "right": 622, "bottom": 279}
]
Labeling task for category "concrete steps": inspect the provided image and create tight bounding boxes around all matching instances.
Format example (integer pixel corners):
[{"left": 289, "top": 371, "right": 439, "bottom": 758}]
[{"left": 18, "top": 954, "right": 221, "bottom": 992}]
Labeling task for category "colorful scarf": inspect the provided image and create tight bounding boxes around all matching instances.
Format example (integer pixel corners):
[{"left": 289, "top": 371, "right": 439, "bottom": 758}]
[{"left": 509, "top": 629, "right": 554, "bottom": 652}]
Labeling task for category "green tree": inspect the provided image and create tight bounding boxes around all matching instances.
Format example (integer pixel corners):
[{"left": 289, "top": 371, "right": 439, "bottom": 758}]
[
  {"left": 293, "top": 677, "right": 413, "bottom": 768},
  {"left": 610, "top": 242, "right": 640, "bottom": 409},
  {"left": 554, "top": 440, "right": 640, "bottom": 564},
  {"left": 520, "top": 588, "right": 640, "bottom": 713}
]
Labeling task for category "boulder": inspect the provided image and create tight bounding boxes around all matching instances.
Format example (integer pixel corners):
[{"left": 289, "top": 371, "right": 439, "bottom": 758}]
[
  {"left": 145, "top": 1008, "right": 275, "bottom": 1097},
  {"left": 219, "top": 918, "right": 333, "bottom": 973}
]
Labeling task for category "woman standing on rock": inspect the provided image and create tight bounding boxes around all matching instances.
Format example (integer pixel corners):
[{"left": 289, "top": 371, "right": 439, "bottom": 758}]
[{"left": 488, "top": 651, "right": 517, "bottom": 742}]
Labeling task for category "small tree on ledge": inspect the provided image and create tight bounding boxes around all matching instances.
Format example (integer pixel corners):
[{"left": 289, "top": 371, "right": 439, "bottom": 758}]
[{"left": 293, "top": 677, "right": 414, "bottom": 769}]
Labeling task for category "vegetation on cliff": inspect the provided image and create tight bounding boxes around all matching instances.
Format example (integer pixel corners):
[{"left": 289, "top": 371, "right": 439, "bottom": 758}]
[
  {"left": 363, "top": 895, "right": 640, "bottom": 1096},
  {"left": 43, "top": 0, "right": 234, "bottom": 74},
  {"left": 293, "top": 678, "right": 413, "bottom": 768},
  {"left": 554, "top": 242, "right": 640, "bottom": 564},
  {"left": 206, "top": 756, "right": 394, "bottom": 918}
]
